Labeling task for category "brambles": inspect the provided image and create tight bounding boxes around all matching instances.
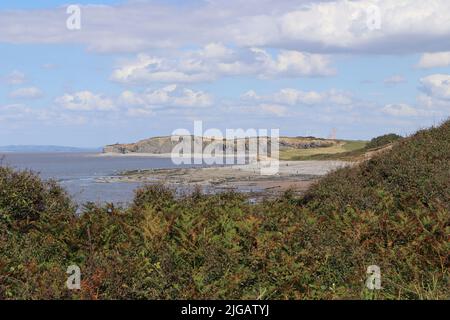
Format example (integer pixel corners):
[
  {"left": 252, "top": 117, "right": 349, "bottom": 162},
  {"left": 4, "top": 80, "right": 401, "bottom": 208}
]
[{"left": 0, "top": 120, "right": 449, "bottom": 299}]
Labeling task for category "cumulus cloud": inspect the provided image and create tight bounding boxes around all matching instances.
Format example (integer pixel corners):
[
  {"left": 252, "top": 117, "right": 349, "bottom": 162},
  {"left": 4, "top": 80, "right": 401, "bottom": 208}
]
[
  {"left": 0, "top": 104, "right": 33, "bottom": 122},
  {"left": 1, "top": 84, "right": 214, "bottom": 125},
  {"left": 119, "top": 85, "right": 213, "bottom": 109},
  {"left": 381, "top": 74, "right": 450, "bottom": 119},
  {"left": 126, "top": 106, "right": 154, "bottom": 118},
  {"left": 9, "top": 87, "right": 43, "bottom": 99},
  {"left": 111, "top": 54, "right": 214, "bottom": 84},
  {"left": 372, "top": 74, "right": 450, "bottom": 121},
  {"left": 382, "top": 74, "right": 450, "bottom": 118},
  {"left": 259, "top": 104, "right": 288, "bottom": 117},
  {"left": 414, "top": 74, "right": 450, "bottom": 114},
  {"left": 111, "top": 45, "right": 334, "bottom": 84},
  {"left": 251, "top": 48, "right": 334, "bottom": 78},
  {"left": 235, "top": 87, "right": 357, "bottom": 118},
  {"left": 242, "top": 88, "right": 353, "bottom": 106},
  {"left": 417, "top": 52, "right": 450, "bottom": 68},
  {"left": 0, "top": 103, "right": 88, "bottom": 126},
  {"left": 382, "top": 103, "right": 418, "bottom": 117},
  {"left": 2, "top": 1, "right": 450, "bottom": 54},
  {"left": 55, "top": 91, "right": 116, "bottom": 111},
  {"left": 49, "top": 85, "right": 214, "bottom": 119},
  {"left": 3, "top": 70, "right": 26, "bottom": 85},
  {"left": 231, "top": 0, "right": 450, "bottom": 54},
  {"left": 420, "top": 74, "right": 450, "bottom": 100},
  {"left": 201, "top": 42, "right": 235, "bottom": 59}
]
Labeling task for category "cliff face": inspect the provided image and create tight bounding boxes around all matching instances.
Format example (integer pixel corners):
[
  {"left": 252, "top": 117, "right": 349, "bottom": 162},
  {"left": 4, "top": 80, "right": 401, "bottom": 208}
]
[
  {"left": 103, "top": 137, "right": 177, "bottom": 154},
  {"left": 103, "top": 136, "right": 337, "bottom": 154}
]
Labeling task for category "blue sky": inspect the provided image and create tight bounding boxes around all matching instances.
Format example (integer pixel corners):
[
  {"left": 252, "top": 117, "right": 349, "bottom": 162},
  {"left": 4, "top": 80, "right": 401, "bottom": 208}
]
[{"left": 1, "top": 0, "right": 450, "bottom": 147}]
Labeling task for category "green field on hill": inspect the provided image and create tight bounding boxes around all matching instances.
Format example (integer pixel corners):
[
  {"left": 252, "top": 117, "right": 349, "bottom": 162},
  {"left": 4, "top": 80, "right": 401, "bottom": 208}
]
[{"left": 280, "top": 140, "right": 368, "bottom": 160}]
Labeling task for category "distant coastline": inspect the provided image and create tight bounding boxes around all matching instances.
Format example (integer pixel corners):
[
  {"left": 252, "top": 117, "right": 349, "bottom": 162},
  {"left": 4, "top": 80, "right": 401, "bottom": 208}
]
[
  {"left": 0, "top": 145, "right": 101, "bottom": 153},
  {"left": 96, "top": 152, "right": 173, "bottom": 158}
]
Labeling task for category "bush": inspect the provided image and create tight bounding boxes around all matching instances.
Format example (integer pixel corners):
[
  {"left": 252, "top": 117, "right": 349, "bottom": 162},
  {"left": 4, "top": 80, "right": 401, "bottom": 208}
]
[
  {"left": 0, "top": 167, "right": 73, "bottom": 222},
  {"left": 133, "top": 183, "right": 175, "bottom": 210},
  {"left": 366, "top": 133, "right": 403, "bottom": 150}
]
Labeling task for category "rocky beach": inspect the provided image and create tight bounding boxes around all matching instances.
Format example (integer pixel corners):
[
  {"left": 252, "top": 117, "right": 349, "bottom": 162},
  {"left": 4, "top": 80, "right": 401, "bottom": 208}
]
[{"left": 97, "top": 160, "right": 352, "bottom": 198}]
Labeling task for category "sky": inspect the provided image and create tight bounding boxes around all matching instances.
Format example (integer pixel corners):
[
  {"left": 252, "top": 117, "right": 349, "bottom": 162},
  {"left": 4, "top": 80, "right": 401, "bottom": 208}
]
[{"left": 1, "top": 0, "right": 450, "bottom": 147}]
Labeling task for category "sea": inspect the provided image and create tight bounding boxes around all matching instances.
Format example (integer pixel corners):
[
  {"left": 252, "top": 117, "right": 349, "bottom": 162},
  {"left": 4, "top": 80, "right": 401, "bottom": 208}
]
[{"left": 0, "top": 152, "right": 199, "bottom": 206}]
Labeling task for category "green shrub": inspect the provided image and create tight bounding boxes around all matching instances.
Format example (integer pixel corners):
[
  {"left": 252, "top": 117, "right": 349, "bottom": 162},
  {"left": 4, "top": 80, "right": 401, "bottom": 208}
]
[
  {"left": 0, "top": 167, "right": 73, "bottom": 222},
  {"left": 366, "top": 133, "right": 403, "bottom": 150},
  {"left": 133, "top": 183, "right": 175, "bottom": 210}
]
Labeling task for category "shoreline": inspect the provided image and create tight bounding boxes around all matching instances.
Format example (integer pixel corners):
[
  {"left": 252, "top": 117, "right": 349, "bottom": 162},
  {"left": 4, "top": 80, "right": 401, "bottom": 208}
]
[
  {"left": 94, "top": 152, "right": 173, "bottom": 158},
  {"left": 97, "top": 160, "right": 352, "bottom": 198},
  {"left": 95, "top": 152, "right": 268, "bottom": 160}
]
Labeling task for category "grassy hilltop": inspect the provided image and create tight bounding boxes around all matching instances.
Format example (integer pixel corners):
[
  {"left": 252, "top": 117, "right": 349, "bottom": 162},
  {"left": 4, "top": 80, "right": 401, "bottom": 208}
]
[
  {"left": 103, "top": 134, "right": 367, "bottom": 160},
  {"left": 0, "top": 120, "right": 448, "bottom": 299}
]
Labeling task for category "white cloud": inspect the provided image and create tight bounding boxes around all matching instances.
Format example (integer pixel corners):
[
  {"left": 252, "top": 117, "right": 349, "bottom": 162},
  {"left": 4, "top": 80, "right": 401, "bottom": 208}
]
[
  {"left": 260, "top": 0, "right": 450, "bottom": 54},
  {"left": 2, "top": 1, "right": 450, "bottom": 54},
  {"left": 9, "top": 87, "right": 43, "bottom": 99},
  {"left": 0, "top": 103, "right": 88, "bottom": 126},
  {"left": 273, "top": 88, "right": 324, "bottom": 105},
  {"left": 417, "top": 52, "right": 450, "bottom": 68},
  {"left": 236, "top": 87, "right": 356, "bottom": 118},
  {"left": 55, "top": 91, "right": 116, "bottom": 111},
  {"left": 259, "top": 104, "right": 288, "bottom": 116},
  {"left": 382, "top": 104, "right": 418, "bottom": 117},
  {"left": 413, "top": 74, "right": 450, "bottom": 114},
  {"left": 111, "top": 45, "right": 334, "bottom": 84},
  {"left": 420, "top": 74, "right": 450, "bottom": 100},
  {"left": 126, "top": 107, "right": 154, "bottom": 118},
  {"left": 111, "top": 53, "right": 214, "bottom": 84},
  {"left": 243, "top": 88, "right": 353, "bottom": 106},
  {"left": 251, "top": 48, "right": 334, "bottom": 78},
  {"left": 0, "top": 104, "right": 33, "bottom": 122},
  {"left": 119, "top": 85, "right": 213, "bottom": 109},
  {"left": 378, "top": 75, "right": 450, "bottom": 118},
  {"left": 201, "top": 43, "right": 234, "bottom": 59},
  {"left": 4, "top": 70, "right": 26, "bottom": 85}
]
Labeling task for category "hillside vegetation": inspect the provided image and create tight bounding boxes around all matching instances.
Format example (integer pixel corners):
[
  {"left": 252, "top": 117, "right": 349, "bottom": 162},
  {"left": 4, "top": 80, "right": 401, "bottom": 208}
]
[
  {"left": 0, "top": 121, "right": 448, "bottom": 299},
  {"left": 279, "top": 139, "right": 367, "bottom": 160},
  {"left": 299, "top": 133, "right": 403, "bottom": 161},
  {"left": 104, "top": 135, "right": 344, "bottom": 155},
  {"left": 103, "top": 134, "right": 372, "bottom": 162}
]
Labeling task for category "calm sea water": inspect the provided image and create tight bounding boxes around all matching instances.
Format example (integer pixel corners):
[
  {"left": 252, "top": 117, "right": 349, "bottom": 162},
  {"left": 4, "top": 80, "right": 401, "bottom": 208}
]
[{"left": 0, "top": 152, "right": 198, "bottom": 206}]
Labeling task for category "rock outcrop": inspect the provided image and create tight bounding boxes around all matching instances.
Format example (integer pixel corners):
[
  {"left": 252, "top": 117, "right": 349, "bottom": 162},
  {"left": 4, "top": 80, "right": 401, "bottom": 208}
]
[{"left": 103, "top": 136, "right": 337, "bottom": 154}]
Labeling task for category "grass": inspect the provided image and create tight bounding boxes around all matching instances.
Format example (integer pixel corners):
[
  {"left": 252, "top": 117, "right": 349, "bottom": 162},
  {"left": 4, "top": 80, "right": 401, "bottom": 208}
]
[
  {"left": 304, "top": 134, "right": 403, "bottom": 161},
  {"left": 0, "top": 120, "right": 448, "bottom": 300},
  {"left": 280, "top": 140, "right": 368, "bottom": 161},
  {"left": 342, "top": 140, "right": 368, "bottom": 152}
]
